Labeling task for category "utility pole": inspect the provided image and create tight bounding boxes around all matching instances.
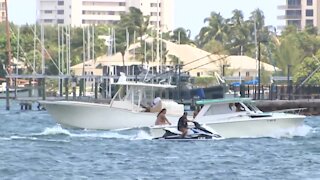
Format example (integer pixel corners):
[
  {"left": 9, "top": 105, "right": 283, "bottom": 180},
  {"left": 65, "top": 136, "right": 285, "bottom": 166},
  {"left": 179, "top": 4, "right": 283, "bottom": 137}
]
[
  {"left": 5, "top": 0, "right": 12, "bottom": 110},
  {"left": 258, "top": 41, "right": 261, "bottom": 100},
  {"left": 287, "top": 64, "right": 292, "bottom": 100},
  {"left": 178, "top": 63, "right": 181, "bottom": 101}
]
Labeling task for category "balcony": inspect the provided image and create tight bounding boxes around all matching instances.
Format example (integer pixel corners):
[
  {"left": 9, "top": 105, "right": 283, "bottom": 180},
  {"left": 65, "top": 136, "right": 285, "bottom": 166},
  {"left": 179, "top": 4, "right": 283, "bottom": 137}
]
[
  {"left": 278, "top": 5, "right": 301, "bottom": 10},
  {"left": 277, "top": 15, "right": 302, "bottom": 20}
]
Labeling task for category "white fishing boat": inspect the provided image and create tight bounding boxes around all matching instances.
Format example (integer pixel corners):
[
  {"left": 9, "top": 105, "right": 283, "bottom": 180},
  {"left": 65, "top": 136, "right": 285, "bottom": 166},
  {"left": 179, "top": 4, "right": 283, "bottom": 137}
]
[
  {"left": 150, "top": 98, "right": 306, "bottom": 139},
  {"left": 40, "top": 75, "right": 184, "bottom": 130}
]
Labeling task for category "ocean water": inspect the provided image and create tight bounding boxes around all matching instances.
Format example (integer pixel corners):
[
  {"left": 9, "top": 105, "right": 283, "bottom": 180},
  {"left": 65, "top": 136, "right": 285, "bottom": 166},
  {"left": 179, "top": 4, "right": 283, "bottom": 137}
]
[{"left": 0, "top": 100, "right": 319, "bottom": 180}]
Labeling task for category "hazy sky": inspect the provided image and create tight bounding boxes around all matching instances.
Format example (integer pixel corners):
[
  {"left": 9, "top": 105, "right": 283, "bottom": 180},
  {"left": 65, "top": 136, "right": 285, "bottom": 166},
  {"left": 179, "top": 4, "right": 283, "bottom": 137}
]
[{"left": 7, "top": 0, "right": 285, "bottom": 38}]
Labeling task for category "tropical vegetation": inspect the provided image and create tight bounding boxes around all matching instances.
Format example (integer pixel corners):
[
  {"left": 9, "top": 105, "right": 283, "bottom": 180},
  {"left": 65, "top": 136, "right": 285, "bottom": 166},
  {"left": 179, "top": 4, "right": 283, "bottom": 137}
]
[{"left": 1, "top": 8, "right": 320, "bottom": 85}]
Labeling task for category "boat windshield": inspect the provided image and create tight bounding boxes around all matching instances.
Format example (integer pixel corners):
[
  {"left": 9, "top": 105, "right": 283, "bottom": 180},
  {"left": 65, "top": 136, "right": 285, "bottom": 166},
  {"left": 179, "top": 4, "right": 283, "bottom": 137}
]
[
  {"left": 243, "top": 102, "right": 262, "bottom": 113},
  {"left": 204, "top": 103, "right": 236, "bottom": 116}
]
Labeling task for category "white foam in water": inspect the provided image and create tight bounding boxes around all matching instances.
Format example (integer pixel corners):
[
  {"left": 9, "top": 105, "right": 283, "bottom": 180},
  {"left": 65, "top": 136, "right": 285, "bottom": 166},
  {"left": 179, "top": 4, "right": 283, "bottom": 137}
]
[
  {"left": 0, "top": 137, "right": 12, "bottom": 141},
  {"left": 130, "top": 130, "right": 153, "bottom": 140},
  {"left": 267, "top": 124, "right": 312, "bottom": 139},
  {"left": 39, "top": 125, "right": 72, "bottom": 136},
  {"left": 10, "top": 135, "right": 38, "bottom": 140},
  {"left": 78, "top": 129, "right": 154, "bottom": 140},
  {"left": 33, "top": 125, "right": 153, "bottom": 140},
  {"left": 69, "top": 131, "right": 132, "bottom": 139},
  {"left": 311, "top": 126, "right": 320, "bottom": 134}
]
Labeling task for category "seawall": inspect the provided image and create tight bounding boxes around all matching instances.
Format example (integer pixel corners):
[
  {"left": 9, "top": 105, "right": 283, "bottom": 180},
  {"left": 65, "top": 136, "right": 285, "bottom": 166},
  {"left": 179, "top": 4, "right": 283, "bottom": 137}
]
[{"left": 255, "top": 99, "right": 320, "bottom": 116}]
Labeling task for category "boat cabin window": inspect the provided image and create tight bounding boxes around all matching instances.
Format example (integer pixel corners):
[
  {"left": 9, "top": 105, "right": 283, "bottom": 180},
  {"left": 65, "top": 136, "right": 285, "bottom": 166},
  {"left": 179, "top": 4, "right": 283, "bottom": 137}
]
[
  {"left": 227, "top": 103, "right": 245, "bottom": 112},
  {"left": 204, "top": 104, "right": 235, "bottom": 116},
  {"left": 234, "top": 103, "right": 245, "bottom": 112}
]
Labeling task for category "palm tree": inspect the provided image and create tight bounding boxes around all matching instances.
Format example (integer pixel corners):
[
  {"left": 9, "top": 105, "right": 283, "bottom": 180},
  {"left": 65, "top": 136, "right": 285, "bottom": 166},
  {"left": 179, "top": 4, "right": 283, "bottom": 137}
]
[
  {"left": 195, "top": 12, "right": 228, "bottom": 48},
  {"left": 170, "top": 27, "right": 192, "bottom": 44},
  {"left": 115, "top": 28, "right": 127, "bottom": 67},
  {"left": 249, "top": 9, "right": 265, "bottom": 31},
  {"left": 228, "top": 9, "right": 250, "bottom": 55},
  {"left": 118, "top": 7, "right": 150, "bottom": 64}
]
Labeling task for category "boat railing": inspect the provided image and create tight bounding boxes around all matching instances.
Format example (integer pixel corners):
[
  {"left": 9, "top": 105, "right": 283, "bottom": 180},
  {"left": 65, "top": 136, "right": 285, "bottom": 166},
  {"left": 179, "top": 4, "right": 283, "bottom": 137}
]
[
  {"left": 272, "top": 108, "right": 307, "bottom": 114},
  {"left": 110, "top": 85, "right": 124, "bottom": 107}
]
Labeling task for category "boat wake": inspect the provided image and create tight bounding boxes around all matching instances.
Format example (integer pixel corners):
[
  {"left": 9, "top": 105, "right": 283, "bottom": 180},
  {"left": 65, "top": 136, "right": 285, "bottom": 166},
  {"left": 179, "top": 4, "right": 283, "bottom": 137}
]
[
  {"left": 33, "top": 125, "right": 153, "bottom": 140},
  {"left": 0, "top": 124, "right": 312, "bottom": 142},
  {"left": 255, "top": 124, "right": 312, "bottom": 139},
  {"left": 37, "top": 125, "right": 72, "bottom": 136}
]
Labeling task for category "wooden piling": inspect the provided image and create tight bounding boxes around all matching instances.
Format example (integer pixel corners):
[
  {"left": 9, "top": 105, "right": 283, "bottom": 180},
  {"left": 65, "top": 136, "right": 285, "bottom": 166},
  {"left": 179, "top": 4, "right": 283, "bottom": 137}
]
[
  {"left": 72, "top": 76, "right": 76, "bottom": 100},
  {"left": 102, "top": 78, "right": 107, "bottom": 99},
  {"left": 65, "top": 78, "right": 69, "bottom": 100},
  {"left": 59, "top": 78, "right": 63, "bottom": 97},
  {"left": 94, "top": 78, "right": 98, "bottom": 99},
  {"left": 28, "top": 79, "right": 32, "bottom": 97},
  {"left": 42, "top": 78, "right": 46, "bottom": 100},
  {"left": 5, "top": 77, "right": 10, "bottom": 110}
]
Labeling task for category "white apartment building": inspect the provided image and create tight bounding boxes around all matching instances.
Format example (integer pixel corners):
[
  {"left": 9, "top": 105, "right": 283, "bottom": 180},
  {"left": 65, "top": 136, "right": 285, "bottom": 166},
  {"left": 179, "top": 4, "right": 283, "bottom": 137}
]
[
  {"left": 0, "top": 0, "right": 6, "bottom": 22},
  {"left": 36, "top": 0, "right": 173, "bottom": 32},
  {"left": 278, "top": 0, "right": 320, "bottom": 29}
]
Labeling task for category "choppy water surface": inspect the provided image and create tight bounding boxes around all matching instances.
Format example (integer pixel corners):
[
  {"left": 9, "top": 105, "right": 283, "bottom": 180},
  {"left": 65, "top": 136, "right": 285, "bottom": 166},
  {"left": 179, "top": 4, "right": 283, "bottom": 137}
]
[{"left": 0, "top": 100, "right": 319, "bottom": 180}]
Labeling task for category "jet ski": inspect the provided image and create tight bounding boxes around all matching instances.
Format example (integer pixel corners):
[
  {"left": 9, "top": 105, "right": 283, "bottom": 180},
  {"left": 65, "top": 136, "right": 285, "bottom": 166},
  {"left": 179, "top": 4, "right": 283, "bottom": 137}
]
[{"left": 154, "top": 121, "right": 222, "bottom": 140}]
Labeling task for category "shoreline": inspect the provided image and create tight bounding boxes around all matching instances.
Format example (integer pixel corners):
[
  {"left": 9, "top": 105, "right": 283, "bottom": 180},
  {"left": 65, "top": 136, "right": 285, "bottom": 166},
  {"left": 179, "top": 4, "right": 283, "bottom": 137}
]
[{"left": 255, "top": 99, "right": 320, "bottom": 116}]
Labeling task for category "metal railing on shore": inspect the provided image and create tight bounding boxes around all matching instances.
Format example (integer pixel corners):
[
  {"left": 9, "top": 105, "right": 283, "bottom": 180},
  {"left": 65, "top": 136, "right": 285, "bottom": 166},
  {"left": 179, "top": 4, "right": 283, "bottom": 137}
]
[{"left": 232, "top": 84, "right": 320, "bottom": 101}]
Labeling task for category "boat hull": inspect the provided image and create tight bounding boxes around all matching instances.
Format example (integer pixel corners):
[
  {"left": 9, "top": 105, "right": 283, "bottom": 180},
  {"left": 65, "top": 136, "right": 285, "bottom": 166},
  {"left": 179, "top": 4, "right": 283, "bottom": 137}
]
[
  {"left": 41, "top": 101, "right": 179, "bottom": 130},
  {"left": 200, "top": 114, "right": 305, "bottom": 138}
]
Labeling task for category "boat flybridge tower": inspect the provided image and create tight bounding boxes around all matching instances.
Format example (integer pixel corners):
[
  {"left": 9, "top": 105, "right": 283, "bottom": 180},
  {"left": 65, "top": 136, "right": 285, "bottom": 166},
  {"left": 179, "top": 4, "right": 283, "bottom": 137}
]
[{"left": 110, "top": 73, "right": 177, "bottom": 112}]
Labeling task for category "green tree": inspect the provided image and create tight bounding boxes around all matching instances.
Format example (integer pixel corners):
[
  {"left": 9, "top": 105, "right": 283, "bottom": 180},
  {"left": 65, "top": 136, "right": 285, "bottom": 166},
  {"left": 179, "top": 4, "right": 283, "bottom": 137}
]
[
  {"left": 170, "top": 27, "right": 192, "bottom": 44},
  {"left": 114, "top": 27, "right": 128, "bottom": 67},
  {"left": 116, "top": 7, "right": 150, "bottom": 64},
  {"left": 294, "top": 53, "right": 320, "bottom": 85},
  {"left": 195, "top": 12, "right": 228, "bottom": 48},
  {"left": 227, "top": 9, "right": 251, "bottom": 55}
]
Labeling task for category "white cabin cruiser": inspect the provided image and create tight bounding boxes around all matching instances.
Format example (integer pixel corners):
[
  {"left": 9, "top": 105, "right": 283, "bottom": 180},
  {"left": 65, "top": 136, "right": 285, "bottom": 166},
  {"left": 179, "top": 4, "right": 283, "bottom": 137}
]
[
  {"left": 40, "top": 77, "right": 184, "bottom": 130},
  {"left": 150, "top": 98, "right": 305, "bottom": 139},
  {"left": 196, "top": 98, "right": 305, "bottom": 138}
]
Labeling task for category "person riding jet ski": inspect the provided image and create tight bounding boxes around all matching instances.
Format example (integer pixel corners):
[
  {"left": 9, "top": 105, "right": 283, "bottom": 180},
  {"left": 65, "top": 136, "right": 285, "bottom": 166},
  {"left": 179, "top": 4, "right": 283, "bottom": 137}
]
[{"left": 177, "top": 112, "right": 194, "bottom": 137}]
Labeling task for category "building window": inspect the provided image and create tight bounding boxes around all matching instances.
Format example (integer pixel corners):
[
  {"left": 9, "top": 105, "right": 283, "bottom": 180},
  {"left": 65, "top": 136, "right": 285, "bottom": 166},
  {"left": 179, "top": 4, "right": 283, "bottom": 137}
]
[
  {"left": 306, "top": 9, "right": 313, "bottom": 17},
  {"left": 288, "top": 0, "right": 301, "bottom": 6},
  {"left": 44, "top": 19, "right": 52, "bottom": 23},
  {"left": 150, "top": 3, "right": 157, "bottom": 7},
  {"left": 286, "top": 10, "right": 301, "bottom": 17},
  {"left": 246, "top": 72, "right": 250, "bottom": 77},
  {"left": 197, "top": 72, "right": 201, "bottom": 77},
  {"left": 119, "top": 2, "right": 125, "bottom": 6},
  {"left": 44, "top": 10, "right": 52, "bottom": 14},
  {"left": 108, "top": 11, "right": 115, "bottom": 15},
  {"left": 57, "top": 10, "right": 64, "bottom": 14},
  {"left": 58, "top": 1, "right": 64, "bottom": 6},
  {"left": 57, "top": 19, "right": 64, "bottom": 24},
  {"left": 307, "top": 0, "right": 313, "bottom": 5},
  {"left": 306, "top": 19, "right": 313, "bottom": 26},
  {"left": 150, "top": 12, "right": 157, "bottom": 16}
]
